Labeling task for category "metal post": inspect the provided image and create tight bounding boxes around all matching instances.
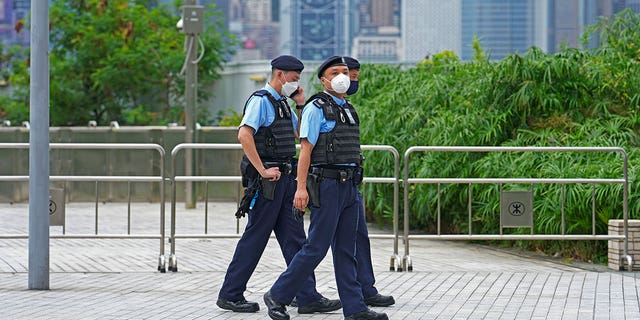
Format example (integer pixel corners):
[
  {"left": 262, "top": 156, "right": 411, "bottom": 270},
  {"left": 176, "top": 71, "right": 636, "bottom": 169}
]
[
  {"left": 468, "top": 183, "right": 472, "bottom": 236},
  {"left": 402, "top": 151, "right": 411, "bottom": 271},
  {"left": 28, "top": 0, "right": 50, "bottom": 290},
  {"left": 184, "top": 0, "right": 198, "bottom": 209},
  {"left": 204, "top": 181, "right": 209, "bottom": 234}
]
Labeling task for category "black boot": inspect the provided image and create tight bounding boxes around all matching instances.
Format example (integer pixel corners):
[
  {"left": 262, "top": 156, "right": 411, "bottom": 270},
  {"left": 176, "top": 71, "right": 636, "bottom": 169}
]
[
  {"left": 364, "top": 293, "right": 395, "bottom": 307},
  {"left": 263, "top": 291, "right": 289, "bottom": 320},
  {"left": 216, "top": 298, "right": 259, "bottom": 313},
  {"left": 344, "top": 308, "right": 389, "bottom": 320},
  {"left": 298, "top": 297, "right": 342, "bottom": 314}
]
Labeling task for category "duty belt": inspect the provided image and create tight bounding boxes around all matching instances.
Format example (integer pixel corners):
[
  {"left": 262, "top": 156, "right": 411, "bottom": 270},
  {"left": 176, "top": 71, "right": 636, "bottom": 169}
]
[
  {"left": 264, "top": 161, "right": 295, "bottom": 175},
  {"left": 310, "top": 166, "right": 362, "bottom": 183}
]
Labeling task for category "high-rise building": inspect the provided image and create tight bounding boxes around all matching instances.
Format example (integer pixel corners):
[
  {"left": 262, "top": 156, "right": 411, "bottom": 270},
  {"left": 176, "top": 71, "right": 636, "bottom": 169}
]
[
  {"left": 210, "top": 0, "right": 281, "bottom": 61},
  {"left": 613, "top": 0, "right": 640, "bottom": 12},
  {"left": 546, "top": 0, "right": 614, "bottom": 51},
  {"left": 245, "top": 0, "right": 271, "bottom": 22},
  {"left": 0, "top": 0, "right": 13, "bottom": 46},
  {"left": 370, "top": 0, "right": 394, "bottom": 26},
  {"left": 350, "top": 0, "right": 400, "bottom": 62},
  {"left": 543, "top": 0, "right": 640, "bottom": 52},
  {"left": 461, "top": 0, "right": 538, "bottom": 60},
  {"left": 401, "top": 0, "right": 461, "bottom": 62},
  {"left": 0, "top": 0, "right": 29, "bottom": 47},
  {"left": 280, "top": 0, "right": 350, "bottom": 60}
]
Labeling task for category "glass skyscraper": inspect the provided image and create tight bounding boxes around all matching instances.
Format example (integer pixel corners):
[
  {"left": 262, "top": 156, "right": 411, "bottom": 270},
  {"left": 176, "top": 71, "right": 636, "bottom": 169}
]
[
  {"left": 284, "top": 0, "right": 349, "bottom": 60},
  {"left": 461, "top": 0, "right": 536, "bottom": 60}
]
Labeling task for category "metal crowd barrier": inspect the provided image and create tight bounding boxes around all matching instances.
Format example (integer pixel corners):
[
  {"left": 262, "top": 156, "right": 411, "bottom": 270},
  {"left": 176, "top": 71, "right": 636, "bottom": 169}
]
[
  {"left": 0, "top": 143, "right": 168, "bottom": 272},
  {"left": 168, "top": 143, "right": 401, "bottom": 272},
  {"left": 360, "top": 145, "right": 402, "bottom": 271},
  {"left": 402, "top": 146, "right": 632, "bottom": 271}
]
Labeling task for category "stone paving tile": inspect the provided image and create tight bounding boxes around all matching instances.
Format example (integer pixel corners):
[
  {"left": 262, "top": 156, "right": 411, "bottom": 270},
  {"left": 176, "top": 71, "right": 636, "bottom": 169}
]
[{"left": 1, "top": 202, "right": 640, "bottom": 319}]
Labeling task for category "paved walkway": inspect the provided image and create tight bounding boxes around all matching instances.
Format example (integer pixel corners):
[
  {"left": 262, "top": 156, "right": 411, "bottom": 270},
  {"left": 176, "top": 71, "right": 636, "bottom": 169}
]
[{"left": 0, "top": 202, "right": 639, "bottom": 319}]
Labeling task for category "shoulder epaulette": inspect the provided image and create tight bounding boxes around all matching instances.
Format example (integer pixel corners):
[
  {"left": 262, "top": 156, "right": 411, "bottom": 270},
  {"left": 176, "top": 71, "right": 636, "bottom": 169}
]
[
  {"left": 308, "top": 93, "right": 337, "bottom": 121},
  {"left": 313, "top": 98, "right": 327, "bottom": 109},
  {"left": 253, "top": 89, "right": 269, "bottom": 97}
]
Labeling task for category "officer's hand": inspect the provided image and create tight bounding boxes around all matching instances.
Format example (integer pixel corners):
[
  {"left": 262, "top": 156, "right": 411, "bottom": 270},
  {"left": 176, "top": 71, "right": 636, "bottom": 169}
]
[
  {"left": 294, "top": 188, "right": 309, "bottom": 211},
  {"left": 291, "top": 87, "right": 305, "bottom": 106},
  {"left": 261, "top": 167, "right": 281, "bottom": 181}
]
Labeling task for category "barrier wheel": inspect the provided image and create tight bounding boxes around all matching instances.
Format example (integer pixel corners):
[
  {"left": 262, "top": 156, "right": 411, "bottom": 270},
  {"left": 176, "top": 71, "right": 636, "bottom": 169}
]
[
  {"left": 395, "top": 255, "right": 402, "bottom": 272},
  {"left": 158, "top": 255, "right": 166, "bottom": 273},
  {"left": 169, "top": 254, "right": 178, "bottom": 272},
  {"left": 404, "top": 256, "right": 413, "bottom": 272}
]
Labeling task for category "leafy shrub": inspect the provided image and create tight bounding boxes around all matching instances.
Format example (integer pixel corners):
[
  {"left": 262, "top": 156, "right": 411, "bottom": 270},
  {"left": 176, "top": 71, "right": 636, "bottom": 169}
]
[{"left": 350, "top": 9, "right": 640, "bottom": 263}]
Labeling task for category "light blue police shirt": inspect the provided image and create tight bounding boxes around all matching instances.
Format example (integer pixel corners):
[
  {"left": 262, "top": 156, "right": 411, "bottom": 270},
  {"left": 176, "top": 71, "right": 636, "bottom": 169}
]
[{"left": 239, "top": 83, "right": 298, "bottom": 133}]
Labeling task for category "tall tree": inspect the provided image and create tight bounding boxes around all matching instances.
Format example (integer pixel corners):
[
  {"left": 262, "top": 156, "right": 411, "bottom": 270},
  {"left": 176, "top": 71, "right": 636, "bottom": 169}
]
[{"left": 3, "top": 0, "right": 235, "bottom": 125}]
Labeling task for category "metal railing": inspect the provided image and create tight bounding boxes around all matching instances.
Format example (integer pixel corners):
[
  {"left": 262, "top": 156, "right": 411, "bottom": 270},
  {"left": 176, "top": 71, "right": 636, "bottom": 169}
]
[
  {"left": 0, "top": 143, "right": 168, "bottom": 272},
  {"left": 361, "top": 145, "right": 401, "bottom": 271},
  {"left": 2, "top": 143, "right": 631, "bottom": 273},
  {"left": 402, "top": 146, "right": 632, "bottom": 271},
  {"left": 168, "top": 143, "right": 402, "bottom": 272},
  {"left": 168, "top": 143, "right": 243, "bottom": 272}
]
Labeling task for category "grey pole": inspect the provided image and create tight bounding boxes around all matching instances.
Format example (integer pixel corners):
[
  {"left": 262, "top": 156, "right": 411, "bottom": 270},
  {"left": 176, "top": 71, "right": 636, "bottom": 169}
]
[
  {"left": 28, "top": 0, "right": 50, "bottom": 289},
  {"left": 184, "top": 0, "right": 197, "bottom": 209}
]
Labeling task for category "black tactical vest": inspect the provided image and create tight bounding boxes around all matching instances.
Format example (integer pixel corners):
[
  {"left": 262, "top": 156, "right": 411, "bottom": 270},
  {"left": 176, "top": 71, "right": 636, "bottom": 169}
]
[
  {"left": 308, "top": 92, "right": 362, "bottom": 165},
  {"left": 242, "top": 90, "right": 296, "bottom": 161}
]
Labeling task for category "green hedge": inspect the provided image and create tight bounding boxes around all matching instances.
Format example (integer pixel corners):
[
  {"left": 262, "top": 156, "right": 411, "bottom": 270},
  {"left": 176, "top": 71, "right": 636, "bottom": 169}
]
[{"left": 351, "top": 10, "right": 640, "bottom": 263}]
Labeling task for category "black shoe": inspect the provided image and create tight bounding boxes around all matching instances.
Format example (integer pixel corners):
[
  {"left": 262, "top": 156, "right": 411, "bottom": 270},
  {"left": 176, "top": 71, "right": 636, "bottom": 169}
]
[
  {"left": 216, "top": 298, "right": 259, "bottom": 313},
  {"left": 298, "top": 297, "right": 342, "bottom": 314},
  {"left": 345, "top": 309, "right": 389, "bottom": 320},
  {"left": 364, "top": 293, "right": 395, "bottom": 307},
  {"left": 288, "top": 297, "right": 297, "bottom": 307},
  {"left": 263, "top": 291, "right": 289, "bottom": 320}
]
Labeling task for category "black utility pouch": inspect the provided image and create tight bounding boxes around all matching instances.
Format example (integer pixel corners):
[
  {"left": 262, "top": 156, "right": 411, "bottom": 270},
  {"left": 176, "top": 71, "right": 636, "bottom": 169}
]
[
  {"left": 240, "top": 155, "right": 259, "bottom": 188},
  {"left": 260, "top": 178, "right": 277, "bottom": 201},
  {"left": 306, "top": 172, "right": 322, "bottom": 208},
  {"left": 354, "top": 167, "right": 364, "bottom": 185}
]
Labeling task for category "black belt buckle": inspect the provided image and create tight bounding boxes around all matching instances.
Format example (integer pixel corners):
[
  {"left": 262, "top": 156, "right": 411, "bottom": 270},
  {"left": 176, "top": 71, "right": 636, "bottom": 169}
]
[{"left": 339, "top": 170, "right": 348, "bottom": 183}]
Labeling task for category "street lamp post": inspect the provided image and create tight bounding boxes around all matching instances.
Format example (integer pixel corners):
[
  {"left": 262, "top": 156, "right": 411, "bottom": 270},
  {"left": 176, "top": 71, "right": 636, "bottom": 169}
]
[
  {"left": 180, "top": 1, "right": 203, "bottom": 208},
  {"left": 29, "top": 0, "right": 50, "bottom": 290}
]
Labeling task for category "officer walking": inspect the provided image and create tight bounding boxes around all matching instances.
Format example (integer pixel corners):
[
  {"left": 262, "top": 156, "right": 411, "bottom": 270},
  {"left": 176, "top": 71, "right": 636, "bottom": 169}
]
[
  {"left": 344, "top": 56, "right": 395, "bottom": 308},
  {"left": 263, "top": 56, "right": 388, "bottom": 320},
  {"left": 217, "top": 55, "right": 341, "bottom": 315}
]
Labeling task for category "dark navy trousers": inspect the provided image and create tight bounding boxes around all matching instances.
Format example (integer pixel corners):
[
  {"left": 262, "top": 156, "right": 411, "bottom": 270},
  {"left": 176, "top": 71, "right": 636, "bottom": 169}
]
[
  {"left": 218, "top": 173, "right": 322, "bottom": 306},
  {"left": 355, "top": 191, "right": 379, "bottom": 298},
  {"left": 270, "top": 178, "right": 368, "bottom": 317}
]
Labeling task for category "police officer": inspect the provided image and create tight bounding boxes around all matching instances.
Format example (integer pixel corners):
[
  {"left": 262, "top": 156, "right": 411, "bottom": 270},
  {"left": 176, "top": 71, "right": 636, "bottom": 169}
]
[
  {"left": 344, "top": 56, "right": 395, "bottom": 308},
  {"left": 263, "top": 56, "right": 388, "bottom": 320},
  {"left": 217, "top": 55, "right": 341, "bottom": 315}
]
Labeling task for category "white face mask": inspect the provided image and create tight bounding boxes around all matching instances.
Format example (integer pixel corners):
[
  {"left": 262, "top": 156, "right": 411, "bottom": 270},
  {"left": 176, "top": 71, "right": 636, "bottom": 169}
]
[
  {"left": 328, "top": 73, "right": 350, "bottom": 94},
  {"left": 281, "top": 81, "right": 299, "bottom": 98}
]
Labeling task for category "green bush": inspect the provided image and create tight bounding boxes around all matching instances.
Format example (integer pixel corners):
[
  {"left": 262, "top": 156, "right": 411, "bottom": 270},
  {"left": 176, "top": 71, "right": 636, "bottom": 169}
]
[{"left": 350, "top": 9, "right": 640, "bottom": 263}]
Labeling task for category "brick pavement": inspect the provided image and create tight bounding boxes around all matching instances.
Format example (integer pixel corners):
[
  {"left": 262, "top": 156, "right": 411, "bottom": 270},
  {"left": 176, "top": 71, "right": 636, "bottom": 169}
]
[{"left": 1, "top": 202, "right": 639, "bottom": 319}]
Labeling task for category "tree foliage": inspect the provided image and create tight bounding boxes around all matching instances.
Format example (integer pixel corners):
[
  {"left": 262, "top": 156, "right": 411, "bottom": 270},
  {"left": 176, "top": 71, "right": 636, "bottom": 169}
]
[
  {"left": 1, "top": 0, "right": 236, "bottom": 125},
  {"left": 0, "top": 43, "right": 28, "bottom": 121}
]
